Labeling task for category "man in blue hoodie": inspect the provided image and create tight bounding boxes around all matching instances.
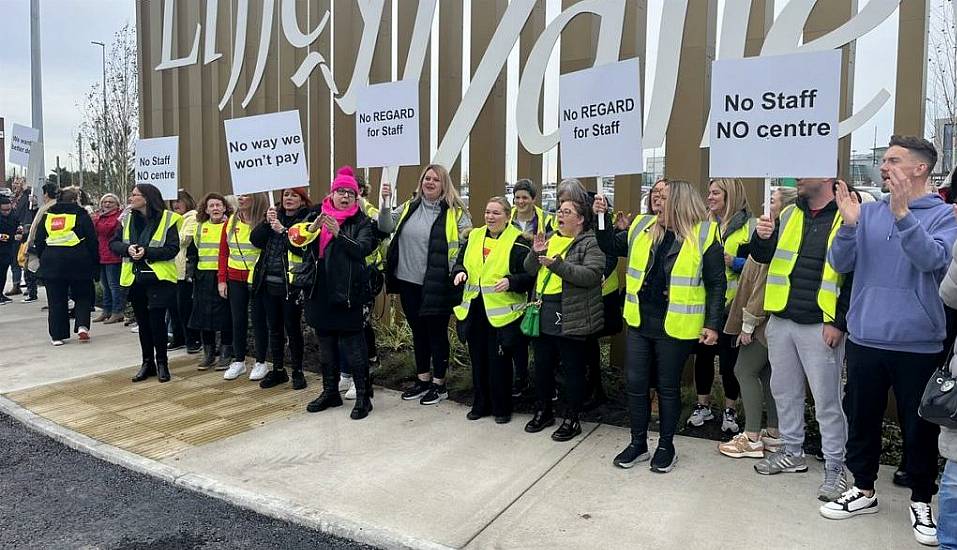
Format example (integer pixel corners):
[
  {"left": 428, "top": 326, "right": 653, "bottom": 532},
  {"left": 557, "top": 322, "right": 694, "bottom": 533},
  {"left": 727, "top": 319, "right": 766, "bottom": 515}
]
[{"left": 822, "top": 135, "right": 957, "bottom": 547}]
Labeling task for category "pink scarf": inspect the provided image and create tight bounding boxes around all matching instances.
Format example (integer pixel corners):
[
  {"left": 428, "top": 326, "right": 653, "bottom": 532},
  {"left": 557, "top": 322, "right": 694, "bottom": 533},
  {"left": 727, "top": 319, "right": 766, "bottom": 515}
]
[{"left": 318, "top": 196, "right": 358, "bottom": 258}]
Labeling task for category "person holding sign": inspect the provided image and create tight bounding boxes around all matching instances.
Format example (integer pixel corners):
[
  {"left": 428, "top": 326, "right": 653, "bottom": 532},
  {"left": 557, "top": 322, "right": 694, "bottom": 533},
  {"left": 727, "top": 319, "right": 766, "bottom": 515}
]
[
  {"left": 250, "top": 188, "right": 312, "bottom": 391},
  {"left": 109, "top": 184, "right": 182, "bottom": 383},
  {"left": 522, "top": 199, "right": 605, "bottom": 442},
  {"left": 170, "top": 191, "right": 201, "bottom": 356},
  {"left": 186, "top": 193, "right": 235, "bottom": 376},
  {"left": 218, "top": 193, "right": 271, "bottom": 381},
  {"left": 689, "top": 178, "right": 753, "bottom": 433},
  {"left": 453, "top": 196, "right": 534, "bottom": 424},
  {"left": 594, "top": 181, "right": 726, "bottom": 473},
  {"left": 378, "top": 165, "right": 472, "bottom": 406}
]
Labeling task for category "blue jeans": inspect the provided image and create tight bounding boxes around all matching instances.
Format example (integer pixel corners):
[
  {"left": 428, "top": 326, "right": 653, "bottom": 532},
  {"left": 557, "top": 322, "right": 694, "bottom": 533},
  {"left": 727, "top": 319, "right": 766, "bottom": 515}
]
[
  {"left": 100, "top": 264, "right": 125, "bottom": 315},
  {"left": 941, "top": 460, "right": 957, "bottom": 549}
]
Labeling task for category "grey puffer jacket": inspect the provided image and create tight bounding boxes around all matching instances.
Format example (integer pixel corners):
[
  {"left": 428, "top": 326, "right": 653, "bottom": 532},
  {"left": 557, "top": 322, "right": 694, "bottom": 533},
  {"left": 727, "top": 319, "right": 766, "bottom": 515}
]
[
  {"left": 938, "top": 239, "right": 957, "bottom": 461},
  {"left": 524, "top": 231, "right": 604, "bottom": 338}
]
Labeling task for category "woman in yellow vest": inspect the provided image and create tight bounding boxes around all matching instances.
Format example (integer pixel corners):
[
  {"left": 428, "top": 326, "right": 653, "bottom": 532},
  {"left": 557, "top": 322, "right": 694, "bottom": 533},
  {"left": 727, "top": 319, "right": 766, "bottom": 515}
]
[
  {"left": 378, "top": 164, "right": 472, "bottom": 406},
  {"left": 218, "top": 192, "right": 270, "bottom": 381},
  {"left": 109, "top": 184, "right": 181, "bottom": 383},
  {"left": 690, "top": 178, "right": 753, "bottom": 433},
  {"left": 186, "top": 193, "right": 234, "bottom": 373},
  {"left": 169, "top": 190, "right": 201, "bottom": 354},
  {"left": 35, "top": 187, "right": 99, "bottom": 346},
  {"left": 453, "top": 196, "right": 533, "bottom": 424},
  {"left": 594, "top": 180, "right": 726, "bottom": 473},
  {"left": 523, "top": 198, "right": 605, "bottom": 441}
]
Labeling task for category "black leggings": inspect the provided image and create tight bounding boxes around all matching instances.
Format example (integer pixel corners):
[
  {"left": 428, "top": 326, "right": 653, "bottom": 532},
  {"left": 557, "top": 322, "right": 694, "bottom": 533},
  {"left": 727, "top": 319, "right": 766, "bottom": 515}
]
[
  {"left": 227, "top": 280, "right": 268, "bottom": 363},
  {"left": 170, "top": 280, "right": 199, "bottom": 347},
  {"left": 129, "top": 282, "right": 172, "bottom": 365},
  {"left": 693, "top": 332, "right": 741, "bottom": 400},
  {"left": 626, "top": 328, "right": 696, "bottom": 445},
  {"left": 533, "top": 333, "right": 587, "bottom": 416},
  {"left": 263, "top": 289, "right": 303, "bottom": 371},
  {"left": 398, "top": 281, "right": 450, "bottom": 380},
  {"left": 201, "top": 329, "right": 232, "bottom": 346}
]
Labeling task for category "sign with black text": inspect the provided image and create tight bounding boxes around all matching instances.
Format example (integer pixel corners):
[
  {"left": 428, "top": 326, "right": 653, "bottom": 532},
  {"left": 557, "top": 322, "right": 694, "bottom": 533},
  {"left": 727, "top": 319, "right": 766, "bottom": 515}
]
[
  {"left": 135, "top": 136, "right": 179, "bottom": 200},
  {"left": 356, "top": 80, "right": 420, "bottom": 169},
  {"left": 709, "top": 50, "right": 841, "bottom": 178},
  {"left": 224, "top": 110, "right": 309, "bottom": 195},
  {"left": 9, "top": 124, "right": 39, "bottom": 167}
]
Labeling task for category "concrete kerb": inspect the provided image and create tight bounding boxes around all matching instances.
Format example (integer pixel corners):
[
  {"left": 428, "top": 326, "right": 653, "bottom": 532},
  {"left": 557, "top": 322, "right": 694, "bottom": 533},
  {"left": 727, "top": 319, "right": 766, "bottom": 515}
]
[{"left": 0, "top": 395, "right": 455, "bottom": 550}]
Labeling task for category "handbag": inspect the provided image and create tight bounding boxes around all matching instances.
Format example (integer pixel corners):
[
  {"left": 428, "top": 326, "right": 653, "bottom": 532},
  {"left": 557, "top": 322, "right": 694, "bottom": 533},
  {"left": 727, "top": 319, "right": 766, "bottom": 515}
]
[
  {"left": 918, "top": 364, "right": 957, "bottom": 429},
  {"left": 17, "top": 242, "right": 28, "bottom": 267},
  {"left": 521, "top": 269, "right": 552, "bottom": 338}
]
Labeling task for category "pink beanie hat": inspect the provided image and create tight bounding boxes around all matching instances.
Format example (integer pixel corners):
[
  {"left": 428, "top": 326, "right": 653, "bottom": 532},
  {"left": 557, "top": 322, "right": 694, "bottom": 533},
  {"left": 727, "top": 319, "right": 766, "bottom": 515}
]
[{"left": 331, "top": 166, "right": 359, "bottom": 194}]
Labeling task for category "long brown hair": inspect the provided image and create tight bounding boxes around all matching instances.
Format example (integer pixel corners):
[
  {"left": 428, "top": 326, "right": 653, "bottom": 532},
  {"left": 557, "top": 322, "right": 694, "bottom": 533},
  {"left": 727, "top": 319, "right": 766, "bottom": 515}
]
[
  {"left": 709, "top": 178, "right": 750, "bottom": 234},
  {"left": 235, "top": 192, "right": 269, "bottom": 227},
  {"left": 195, "top": 192, "right": 234, "bottom": 223},
  {"left": 651, "top": 180, "right": 708, "bottom": 244}
]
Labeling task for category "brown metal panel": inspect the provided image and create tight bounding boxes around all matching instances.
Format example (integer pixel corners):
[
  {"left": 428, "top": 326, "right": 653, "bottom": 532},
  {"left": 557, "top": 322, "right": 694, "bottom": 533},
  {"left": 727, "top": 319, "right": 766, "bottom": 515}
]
[
  {"left": 894, "top": 0, "right": 928, "bottom": 137},
  {"left": 437, "top": 1, "right": 463, "bottom": 184},
  {"left": 516, "top": 1, "right": 544, "bottom": 192},
  {"left": 392, "top": 1, "right": 430, "bottom": 204},
  {"left": 332, "top": 0, "right": 362, "bottom": 177},
  {"left": 135, "top": 1, "right": 152, "bottom": 139},
  {"left": 611, "top": 0, "right": 646, "bottom": 218},
  {"left": 182, "top": 0, "right": 204, "bottom": 195},
  {"left": 741, "top": 0, "right": 774, "bottom": 214},
  {"left": 364, "top": 1, "right": 392, "bottom": 194},
  {"left": 147, "top": 0, "right": 164, "bottom": 138},
  {"left": 309, "top": 0, "right": 333, "bottom": 196},
  {"left": 558, "top": 0, "right": 599, "bottom": 190}
]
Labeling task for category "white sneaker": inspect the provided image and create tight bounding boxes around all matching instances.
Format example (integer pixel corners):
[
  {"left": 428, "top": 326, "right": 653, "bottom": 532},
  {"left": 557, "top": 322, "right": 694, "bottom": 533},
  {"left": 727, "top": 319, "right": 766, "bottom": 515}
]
[
  {"left": 909, "top": 502, "right": 939, "bottom": 546},
  {"left": 131, "top": 325, "right": 139, "bottom": 333},
  {"left": 687, "top": 403, "right": 714, "bottom": 427},
  {"left": 345, "top": 381, "right": 357, "bottom": 400},
  {"left": 223, "top": 362, "right": 246, "bottom": 380},
  {"left": 51, "top": 339, "right": 64, "bottom": 347},
  {"left": 820, "top": 487, "right": 879, "bottom": 520},
  {"left": 249, "top": 362, "right": 269, "bottom": 381},
  {"left": 339, "top": 375, "right": 354, "bottom": 393}
]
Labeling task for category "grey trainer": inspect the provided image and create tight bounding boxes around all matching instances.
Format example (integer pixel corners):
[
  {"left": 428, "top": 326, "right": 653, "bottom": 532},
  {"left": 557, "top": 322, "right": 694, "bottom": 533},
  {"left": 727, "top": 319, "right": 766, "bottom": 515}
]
[
  {"left": 818, "top": 465, "right": 848, "bottom": 502},
  {"left": 754, "top": 450, "right": 808, "bottom": 475}
]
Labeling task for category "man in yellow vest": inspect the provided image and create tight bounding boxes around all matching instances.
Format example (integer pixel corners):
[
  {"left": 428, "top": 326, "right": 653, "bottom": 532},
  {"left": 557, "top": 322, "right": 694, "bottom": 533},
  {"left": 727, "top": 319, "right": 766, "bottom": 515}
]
[{"left": 750, "top": 176, "right": 853, "bottom": 504}]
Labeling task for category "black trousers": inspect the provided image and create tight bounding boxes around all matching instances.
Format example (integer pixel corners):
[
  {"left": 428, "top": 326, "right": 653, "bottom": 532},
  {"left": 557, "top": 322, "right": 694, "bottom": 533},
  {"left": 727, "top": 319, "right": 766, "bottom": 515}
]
[
  {"left": 534, "top": 333, "right": 587, "bottom": 416},
  {"left": 693, "top": 332, "right": 741, "bottom": 400},
  {"left": 170, "top": 280, "right": 199, "bottom": 347},
  {"left": 227, "top": 281, "right": 268, "bottom": 363},
  {"left": 398, "top": 281, "right": 450, "bottom": 379},
  {"left": 513, "top": 333, "right": 529, "bottom": 383},
  {"left": 129, "top": 282, "right": 171, "bottom": 365},
  {"left": 626, "top": 328, "right": 697, "bottom": 445},
  {"left": 845, "top": 340, "right": 940, "bottom": 503},
  {"left": 46, "top": 278, "right": 92, "bottom": 341},
  {"left": 0, "top": 258, "right": 9, "bottom": 297},
  {"left": 364, "top": 322, "right": 378, "bottom": 360},
  {"left": 316, "top": 329, "right": 370, "bottom": 394},
  {"left": 263, "top": 289, "right": 303, "bottom": 371},
  {"left": 24, "top": 268, "right": 38, "bottom": 299},
  {"left": 201, "top": 329, "right": 232, "bottom": 347},
  {"left": 466, "top": 303, "right": 513, "bottom": 417}
]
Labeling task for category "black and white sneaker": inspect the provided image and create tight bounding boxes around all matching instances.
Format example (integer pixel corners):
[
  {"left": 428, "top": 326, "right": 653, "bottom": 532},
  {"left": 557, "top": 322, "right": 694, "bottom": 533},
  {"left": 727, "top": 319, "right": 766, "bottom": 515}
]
[
  {"left": 819, "top": 487, "right": 879, "bottom": 520},
  {"left": 908, "top": 502, "right": 939, "bottom": 546},
  {"left": 401, "top": 379, "right": 432, "bottom": 400},
  {"left": 649, "top": 445, "right": 677, "bottom": 473},
  {"left": 419, "top": 383, "right": 448, "bottom": 405},
  {"left": 613, "top": 442, "right": 650, "bottom": 469},
  {"left": 0, "top": 296, "right": 11, "bottom": 306},
  {"left": 22, "top": 296, "right": 38, "bottom": 303}
]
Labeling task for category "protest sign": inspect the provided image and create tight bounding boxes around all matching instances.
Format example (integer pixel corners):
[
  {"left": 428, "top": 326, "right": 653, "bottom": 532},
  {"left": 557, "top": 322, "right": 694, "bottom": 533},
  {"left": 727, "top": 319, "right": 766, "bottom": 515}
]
[
  {"left": 9, "top": 124, "right": 39, "bottom": 167},
  {"left": 135, "top": 136, "right": 179, "bottom": 199},
  {"left": 356, "top": 80, "right": 420, "bottom": 169},
  {"left": 709, "top": 50, "right": 841, "bottom": 179},
  {"left": 224, "top": 110, "right": 308, "bottom": 195},
  {"left": 559, "top": 58, "right": 643, "bottom": 179}
]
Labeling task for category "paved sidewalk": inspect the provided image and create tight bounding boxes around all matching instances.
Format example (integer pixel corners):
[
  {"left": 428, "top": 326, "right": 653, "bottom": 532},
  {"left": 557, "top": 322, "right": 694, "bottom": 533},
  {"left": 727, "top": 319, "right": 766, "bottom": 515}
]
[{"left": 1, "top": 296, "right": 930, "bottom": 550}]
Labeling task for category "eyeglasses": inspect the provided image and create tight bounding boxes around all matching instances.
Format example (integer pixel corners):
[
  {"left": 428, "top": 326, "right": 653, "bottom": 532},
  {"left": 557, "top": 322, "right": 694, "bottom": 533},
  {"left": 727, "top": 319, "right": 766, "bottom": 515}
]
[
  {"left": 556, "top": 208, "right": 579, "bottom": 217},
  {"left": 334, "top": 189, "right": 357, "bottom": 198}
]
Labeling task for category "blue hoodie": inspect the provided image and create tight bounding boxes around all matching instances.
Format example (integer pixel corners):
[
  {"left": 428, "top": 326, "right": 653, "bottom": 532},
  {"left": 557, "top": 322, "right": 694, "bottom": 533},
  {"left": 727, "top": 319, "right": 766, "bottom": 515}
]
[{"left": 829, "top": 193, "right": 957, "bottom": 354}]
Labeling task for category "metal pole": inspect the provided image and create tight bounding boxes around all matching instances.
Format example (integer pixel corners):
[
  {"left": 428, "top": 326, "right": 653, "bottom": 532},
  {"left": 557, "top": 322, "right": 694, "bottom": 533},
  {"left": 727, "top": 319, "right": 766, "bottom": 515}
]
[
  {"left": 30, "top": 0, "right": 45, "bottom": 202},
  {"left": 78, "top": 135, "right": 84, "bottom": 188},
  {"left": 55, "top": 155, "right": 60, "bottom": 186},
  {"left": 92, "top": 41, "right": 106, "bottom": 193}
]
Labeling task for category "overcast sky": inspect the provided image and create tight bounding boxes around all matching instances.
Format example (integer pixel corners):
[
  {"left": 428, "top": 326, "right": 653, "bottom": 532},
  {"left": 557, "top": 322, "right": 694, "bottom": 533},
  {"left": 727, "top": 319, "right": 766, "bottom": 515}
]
[{"left": 0, "top": 0, "right": 916, "bottom": 182}]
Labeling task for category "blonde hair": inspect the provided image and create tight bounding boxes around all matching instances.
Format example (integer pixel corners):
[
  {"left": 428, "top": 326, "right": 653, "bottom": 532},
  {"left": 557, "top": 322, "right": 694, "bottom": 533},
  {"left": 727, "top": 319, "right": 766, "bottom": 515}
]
[
  {"left": 486, "top": 196, "right": 512, "bottom": 213},
  {"left": 418, "top": 164, "right": 466, "bottom": 210},
  {"left": 234, "top": 192, "right": 269, "bottom": 229},
  {"left": 709, "top": 178, "right": 750, "bottom": 235},
  {"left": 774, "top": 187, "right": 798, "bottom": 216},
  {"left": 652, "top": 180, "right": 708, "bottom": 244}
]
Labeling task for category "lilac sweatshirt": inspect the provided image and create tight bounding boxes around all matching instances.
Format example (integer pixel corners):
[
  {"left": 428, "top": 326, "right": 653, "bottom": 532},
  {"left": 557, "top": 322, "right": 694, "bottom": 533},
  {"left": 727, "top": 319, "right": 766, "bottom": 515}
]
[{"left": 828, "top": 194, "right": 957, "bottom": 354}]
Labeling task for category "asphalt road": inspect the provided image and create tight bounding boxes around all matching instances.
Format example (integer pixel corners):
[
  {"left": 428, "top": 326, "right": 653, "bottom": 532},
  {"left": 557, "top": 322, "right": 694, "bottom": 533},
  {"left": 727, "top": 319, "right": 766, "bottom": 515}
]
[{"left": 0, "top": 413, "right": 377, "bottom": 550}]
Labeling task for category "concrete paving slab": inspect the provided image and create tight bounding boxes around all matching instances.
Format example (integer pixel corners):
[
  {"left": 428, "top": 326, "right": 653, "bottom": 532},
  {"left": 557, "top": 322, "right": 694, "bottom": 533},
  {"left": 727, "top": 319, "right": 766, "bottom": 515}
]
[
  {"left": 465, "top": 424, "right": 924, "bottom": 550},
  {"left": 163, "top": 393, "right": 596, "bottom": 549}
]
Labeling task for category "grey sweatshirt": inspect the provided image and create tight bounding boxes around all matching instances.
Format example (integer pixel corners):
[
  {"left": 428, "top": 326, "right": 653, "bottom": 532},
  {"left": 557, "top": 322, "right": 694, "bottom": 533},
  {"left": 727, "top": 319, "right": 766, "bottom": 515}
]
[
  {"left": 937, "top": 238, "right": 957, "bottom": 461},
  {"left": 378, "top": 197, "right": 471, "bottom": 285}
]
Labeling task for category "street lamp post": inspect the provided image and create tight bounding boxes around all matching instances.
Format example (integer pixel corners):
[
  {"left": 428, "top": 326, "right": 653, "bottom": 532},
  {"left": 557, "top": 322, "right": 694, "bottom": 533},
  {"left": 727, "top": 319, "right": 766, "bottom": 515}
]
[{"left": 91, "top": 40, "right": 107, "bottom": 192}]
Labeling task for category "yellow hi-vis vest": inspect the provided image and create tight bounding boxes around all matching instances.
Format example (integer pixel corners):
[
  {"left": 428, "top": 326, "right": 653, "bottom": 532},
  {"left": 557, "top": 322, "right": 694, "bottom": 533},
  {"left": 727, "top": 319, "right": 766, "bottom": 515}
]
[
  {"left": 194, "top": 221, "right": 226, "bottom": 271},
  {"left": 764, "top": 205, "right": 843, "bottom": 322},
  {"left": 453, "top": 225, "right": 527, "bottom": 327},
  {"left": 360, "top": 199, "right": 384, "bottom": 268},
  {"left": 394, "top": 200, "right": 462, "bottom": 272},
  {"left": 225, "top": 215, "right": 261, "bottom": 284},
  {"left": 721, "top": 217, "right": 757, "bottom": 305},
  {"left": 44, "top": 213, "right": 81, "bottom": 247},
  {"left": 120, "top": 210, "right": 180, "bottom": 287},
  {"left": 510, "top": 205, "right": 552, "bottom": 235},
  {"left": 602, "top": 261, "right": 621, "bottom": 297},
  {"left": 623, "top": 216, "right": 719, "bottom": 340}
]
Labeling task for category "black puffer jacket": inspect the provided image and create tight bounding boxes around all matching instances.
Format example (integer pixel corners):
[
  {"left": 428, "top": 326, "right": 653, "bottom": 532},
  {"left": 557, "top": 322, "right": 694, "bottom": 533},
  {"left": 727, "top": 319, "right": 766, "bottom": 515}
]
[
  {"left": 36, "top": 203, "right": 100, "bottom": 280},
  {"left": 385, "top": 198, "right": 462, "bottom": 316},
  {"left": 249, "top": 207, "right": 310, "bottom": 295},
  {"left": 750, "top": 198, "right": 851, "bottom": 330}
]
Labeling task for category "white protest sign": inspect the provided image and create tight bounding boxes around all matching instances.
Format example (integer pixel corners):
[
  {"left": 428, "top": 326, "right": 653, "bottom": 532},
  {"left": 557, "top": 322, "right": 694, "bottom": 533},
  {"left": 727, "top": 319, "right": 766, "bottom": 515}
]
[
  {"left": 356, "top": 80, "right": 420, "bottom": 169},
  {"left": 709, "top": 50, "right": 841, "bottom": 179},
  {"left": 135, "top": 136, "right": 179, "bottom": 200},
  {"left": 9, "top": 124, "right": 39, "bottom": 167},
  {"left": 224, "top": 110, "right": 308, "bottom": 195},
  {"left": 559, "top": 58, "right": 643, "bottom": 178}
]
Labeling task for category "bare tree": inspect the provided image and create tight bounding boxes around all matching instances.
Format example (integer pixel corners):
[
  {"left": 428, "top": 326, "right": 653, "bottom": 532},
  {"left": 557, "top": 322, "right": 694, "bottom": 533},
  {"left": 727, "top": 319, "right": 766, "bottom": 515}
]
[
  {"left": 78, "top": 23, "right": 138, "bottom": 198},
  {"left": 928, "top": 0, "right": 957, "bottom": 174}
]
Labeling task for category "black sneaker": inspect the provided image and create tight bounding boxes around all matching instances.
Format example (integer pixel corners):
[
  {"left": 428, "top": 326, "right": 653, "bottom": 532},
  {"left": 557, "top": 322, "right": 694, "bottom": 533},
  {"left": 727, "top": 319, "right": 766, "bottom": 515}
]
[
  {"left": 613, "top": 441, "right": 650, "bottom": 469},
  {"left": 259, "top": 368, "right": 289, "bottom": 389},
  {"left": 524, "top": 409, "right": 556, "bottom": 433},
  {"left": 893, "top": 468, "right": 912, "bottom": 488},
  {"left": 551, "top": 418, "right": 582, "bottom": 442},
  {"left": 467, "top": 408, "right": 489, "bottom": 421},
  {"left": 0, "top": 296, "right": 11, "bottom": 305},
  {"left": 420, "top": 383, "right": 448, "bottom": 405},
  {"left": 291, "top": 370, "right": 307, "bottom": 390},
  {"left": 650, "top": 445, "right": 677, "bottom": 473},
  {"left": 22, "top": 296, "right": 38, "bottom": 303},
  {"left": 511, "top": 378, "right": 529, "bottom": 398},
  {"left": 401, "top": 379, "right": 432, "bottom": 401},
  {"left": 167, "top": 341, "right": 186, "bottom": 352},
  {"left": 494, "top": 415, "right": 511, "bottom": 424},
  {"left": 186, "top": 343, "right": 202, "bottom": 354}
]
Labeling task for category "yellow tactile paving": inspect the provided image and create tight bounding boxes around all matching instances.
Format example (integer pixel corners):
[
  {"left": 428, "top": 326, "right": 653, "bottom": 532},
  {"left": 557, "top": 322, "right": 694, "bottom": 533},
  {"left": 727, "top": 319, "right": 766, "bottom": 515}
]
[{"left": 4, "top": 357, "right": 316, "bottom": 460}]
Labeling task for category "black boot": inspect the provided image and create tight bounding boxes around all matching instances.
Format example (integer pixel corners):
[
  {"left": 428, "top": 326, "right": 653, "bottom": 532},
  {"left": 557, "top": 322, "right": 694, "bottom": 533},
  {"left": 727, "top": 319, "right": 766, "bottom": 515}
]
[
  {"left": 198, "top": 345, "right": 216, "bottom": 370},
  {"left": 259, "top": 367, "right": 289, "bottom": 389},
  {"left": 132, "top": 360, "right": 156, "bottom": 383},
  {"left": 216, "top": 345, "right": 233, "bottom": 371},
  {"left": 350, "top": 366, "right": 372, "bottom": 420},
  {"left": 551, "top": 415, "right": 582, "bottom": 442},
  {"left": 524, "top": 405, "right": 555, "bottom": 433},
  {"left": 306, "top": 373, "right": 343, "bottom": 412},
  {"left": 291, "top": 368, "right": 308, "bottom": 390},
  {"left": 157, "top": 361, "right": 171, "bottom": 383}
]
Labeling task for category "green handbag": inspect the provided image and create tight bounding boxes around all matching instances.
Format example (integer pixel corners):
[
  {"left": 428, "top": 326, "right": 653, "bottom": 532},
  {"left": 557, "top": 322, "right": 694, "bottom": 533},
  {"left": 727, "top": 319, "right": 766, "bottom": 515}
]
[{"left": 521, "top": 269, "right": 553, "bottom": 337}]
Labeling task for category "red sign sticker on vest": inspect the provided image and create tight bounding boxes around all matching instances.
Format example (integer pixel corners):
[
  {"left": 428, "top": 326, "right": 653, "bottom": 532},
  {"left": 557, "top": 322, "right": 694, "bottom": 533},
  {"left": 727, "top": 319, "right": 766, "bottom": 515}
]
[{"left": 50, "top": 216, "right": 66, "bottom": 231}]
